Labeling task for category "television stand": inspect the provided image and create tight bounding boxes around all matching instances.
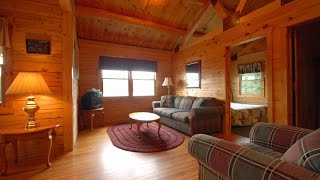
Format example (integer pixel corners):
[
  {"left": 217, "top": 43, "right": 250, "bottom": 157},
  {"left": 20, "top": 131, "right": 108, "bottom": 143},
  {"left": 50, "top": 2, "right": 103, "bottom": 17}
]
[{"left": 79, "top": 108, "right": 104, "bottom": 131}]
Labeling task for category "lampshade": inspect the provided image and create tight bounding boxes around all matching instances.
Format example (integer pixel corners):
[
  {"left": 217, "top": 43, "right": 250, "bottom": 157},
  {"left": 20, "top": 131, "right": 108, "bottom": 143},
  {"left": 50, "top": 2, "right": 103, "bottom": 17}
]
[
  {"left": 6, "top": 72, "right": 52, "bottom": 95},
  {"left": 5, "top": 72, "right": 52, "bottom": 128},
  {"left": 162, "top": 77, "right": 173, "bottom": 87}
]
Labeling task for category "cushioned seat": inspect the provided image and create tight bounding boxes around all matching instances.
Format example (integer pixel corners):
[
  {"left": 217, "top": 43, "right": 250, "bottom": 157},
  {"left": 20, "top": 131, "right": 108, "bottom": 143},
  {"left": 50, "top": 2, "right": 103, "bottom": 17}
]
[
  {"left": 172, "top": 112, "right": 189, "bottom": 123},
  {"left": 153, "top": 107, "right": 170, "bottom": 115},
  {"left": 160, "top": 109, "right": 185, "bottom": 118},
  {"left": 241, "top": 143, "right": 283, "bottom": 159}
]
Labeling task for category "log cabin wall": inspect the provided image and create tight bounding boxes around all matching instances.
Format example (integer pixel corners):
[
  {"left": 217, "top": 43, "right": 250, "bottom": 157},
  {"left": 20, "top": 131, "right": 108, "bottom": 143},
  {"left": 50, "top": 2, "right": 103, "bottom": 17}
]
[
  {"left": 78, "top": 39, "right": 172, "bottom": 126},
  {"left": 230, "top": 38, "right": 268, "bottom": 104},
  {"left": 173, "top": 0, "right": 320, "bottom": 132},
  {"left": 0, "top": 0, "right": 76, "bottom": 166}
]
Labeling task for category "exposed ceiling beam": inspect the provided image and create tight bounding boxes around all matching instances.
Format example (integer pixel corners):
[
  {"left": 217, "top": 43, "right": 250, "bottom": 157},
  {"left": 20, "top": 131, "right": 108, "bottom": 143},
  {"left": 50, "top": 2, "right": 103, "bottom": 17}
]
[
  {"left": 213, "top": 0, "right": 228, "bottom": 19},
  {"left": 75, "top": 5, "right": 187, "bottom": 36},
  {"left": 236, "top": 0, "right": 247, "bottom": 13},
  {"left": 181, "top": 0, "right": 212, "bottom": 46},
  {"left": 59, "top": 0, "right": 73, "bottom": 12}
]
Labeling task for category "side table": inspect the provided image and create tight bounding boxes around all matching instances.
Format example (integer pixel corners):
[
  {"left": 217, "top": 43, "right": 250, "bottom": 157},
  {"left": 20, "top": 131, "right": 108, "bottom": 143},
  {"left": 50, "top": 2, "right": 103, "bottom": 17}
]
[
  {"left": 79, "top": 108, "right": 104, "bottom": 131},
  {"left": 0, "top": 123, "right": 59, "bottom": 176}
]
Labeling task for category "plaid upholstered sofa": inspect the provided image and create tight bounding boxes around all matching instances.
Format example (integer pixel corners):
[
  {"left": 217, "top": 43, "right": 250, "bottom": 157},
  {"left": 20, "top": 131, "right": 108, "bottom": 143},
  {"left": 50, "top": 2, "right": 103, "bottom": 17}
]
[
  {"left": 188, "top": 122, "right": 320, "bottom": 180},
  {"left": 152, "top": 95, "right": 224, "bottom": 136}
]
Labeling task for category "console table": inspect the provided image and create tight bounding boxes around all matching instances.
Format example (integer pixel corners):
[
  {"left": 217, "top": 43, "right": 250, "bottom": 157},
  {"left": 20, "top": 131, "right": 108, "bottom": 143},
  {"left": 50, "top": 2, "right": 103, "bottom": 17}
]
[{"left": 0, "top": 123, "right": 59, "bottom": 176}]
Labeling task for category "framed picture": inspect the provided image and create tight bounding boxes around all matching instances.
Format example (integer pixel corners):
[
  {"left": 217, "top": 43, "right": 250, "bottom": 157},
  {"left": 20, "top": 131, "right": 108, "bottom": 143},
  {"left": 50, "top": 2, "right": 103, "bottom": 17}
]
[{"left": 26, "top": 39, "right": 50, "bottom": 54}]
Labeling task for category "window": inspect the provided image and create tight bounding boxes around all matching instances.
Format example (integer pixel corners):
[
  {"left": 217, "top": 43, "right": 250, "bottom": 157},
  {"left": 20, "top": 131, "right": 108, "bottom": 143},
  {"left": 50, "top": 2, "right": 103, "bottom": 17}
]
[
  {"left": 132, "top": 71, "right": 155, "bottom": 96},
  {"left": 240, "top": 72, "right": 262, "bottom": 95},
  {"left": 186, "top": 61, "right": 201, "bottom": 88},
  {"left": 0, "top": 47, "right": 3, "bottom": 103},
  {"left": 102, "top": 70, "right": 129, "bottom": 97},
  {"left": 101, "top": 70, "right": 155, "bottom": 97}
]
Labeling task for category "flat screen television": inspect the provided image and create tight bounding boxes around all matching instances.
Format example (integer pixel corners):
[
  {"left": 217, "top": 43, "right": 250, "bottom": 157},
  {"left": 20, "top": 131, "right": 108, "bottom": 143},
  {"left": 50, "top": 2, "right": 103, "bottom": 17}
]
[{"left": 81, "top": 88, "right": 103, "bottom": 110}]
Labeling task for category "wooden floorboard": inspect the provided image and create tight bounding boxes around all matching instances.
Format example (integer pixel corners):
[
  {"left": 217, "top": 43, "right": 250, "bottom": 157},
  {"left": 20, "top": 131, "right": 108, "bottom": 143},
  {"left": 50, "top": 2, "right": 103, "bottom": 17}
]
[{"left": 0, "top": 126, "right": 249, "bottom": 180}]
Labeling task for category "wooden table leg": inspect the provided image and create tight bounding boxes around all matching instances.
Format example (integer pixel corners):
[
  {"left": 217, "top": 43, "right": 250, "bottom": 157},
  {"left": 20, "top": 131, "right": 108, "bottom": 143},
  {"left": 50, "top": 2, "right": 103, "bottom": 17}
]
[
  {"left": 156, "top": 120, "right": 161, "bottom": 137},
  {"left": 12, "top": 140, "right": 18, "bottom": 164},
  {"left": 0, "top": 143, "right": 8, "bottom": 176},
  {"left": 46, "top": 129, "right": 53, "bottom": 168},
  {"left": 136, "top": 122, "right": 142, "bottom": 138},
  {"left": 90, "top": 113, "right": 95, "bottom": 131}
]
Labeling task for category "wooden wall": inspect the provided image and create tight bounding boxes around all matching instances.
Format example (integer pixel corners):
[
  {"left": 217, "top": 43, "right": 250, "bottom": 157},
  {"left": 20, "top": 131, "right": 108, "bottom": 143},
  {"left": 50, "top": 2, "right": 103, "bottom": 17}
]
[
  {"left": 173, "top": 0, "right": 320, "bottom": 132},
  {"left": 0, "top": 0, "right": 76, "bottom": 166},
  {"left": 230, "top": 38, "right": 267, "bottom": 104},
  {"left": 78, "top": 39, "right": 172, "bottom": 126}
]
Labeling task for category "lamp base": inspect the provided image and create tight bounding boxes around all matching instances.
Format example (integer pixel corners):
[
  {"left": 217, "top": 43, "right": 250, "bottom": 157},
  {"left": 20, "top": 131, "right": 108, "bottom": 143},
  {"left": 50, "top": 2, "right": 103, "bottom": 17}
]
[
  {"left": 25, "top": 121, "right": 39, "bottom": 128},
  {"left": 23, "top": 95, "right": 40, "bottom": 128}
]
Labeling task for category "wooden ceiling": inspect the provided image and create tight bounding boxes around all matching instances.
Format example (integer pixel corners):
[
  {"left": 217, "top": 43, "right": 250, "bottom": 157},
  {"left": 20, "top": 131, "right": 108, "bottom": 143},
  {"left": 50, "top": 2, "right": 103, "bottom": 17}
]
[{"left": 75, "top": 0, "right": 277, "bottom": 51}]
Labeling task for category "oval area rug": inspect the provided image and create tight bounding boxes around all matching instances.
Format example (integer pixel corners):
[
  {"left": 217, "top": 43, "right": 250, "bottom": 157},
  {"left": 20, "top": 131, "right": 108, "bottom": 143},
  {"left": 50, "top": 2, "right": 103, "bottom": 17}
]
[{"left": 107, "top": 123, "right": 184, "bottom": 152}]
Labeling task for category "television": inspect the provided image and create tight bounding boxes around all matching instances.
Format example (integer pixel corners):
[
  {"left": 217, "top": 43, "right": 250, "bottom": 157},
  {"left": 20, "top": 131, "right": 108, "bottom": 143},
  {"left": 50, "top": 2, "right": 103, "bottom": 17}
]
[{"left": 81, "top": 88, "right": 103, "bottom": 110}]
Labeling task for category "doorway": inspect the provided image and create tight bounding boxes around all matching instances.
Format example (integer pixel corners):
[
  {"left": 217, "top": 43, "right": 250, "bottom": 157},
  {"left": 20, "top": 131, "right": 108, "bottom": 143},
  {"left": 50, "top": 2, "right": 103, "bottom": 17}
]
[{"left": 290, "top": 19, "right": 320, "bottom": 129}]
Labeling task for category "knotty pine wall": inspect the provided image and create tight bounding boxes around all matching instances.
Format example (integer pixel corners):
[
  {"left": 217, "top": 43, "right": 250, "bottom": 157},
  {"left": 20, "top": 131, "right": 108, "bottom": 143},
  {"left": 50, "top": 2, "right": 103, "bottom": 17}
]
[
  {"left": 230, "top": 38, "right": 267, "bottom": 104},
  {"left": 78, "top": 39, "right": 172, "bottom": 126},
  {"left": 174, "top": 0, "right": 320, "bottom": 132},
  {"left": 0, "top": 0, "right": 76, "bottom": 166}
]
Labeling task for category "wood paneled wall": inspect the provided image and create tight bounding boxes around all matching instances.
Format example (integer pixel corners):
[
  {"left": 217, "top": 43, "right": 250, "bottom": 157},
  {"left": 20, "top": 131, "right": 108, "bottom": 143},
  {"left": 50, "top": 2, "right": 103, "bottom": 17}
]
[
  {"left": 78, "top": 39, "right": 172, "bottom": 125},
  {"left": 0, "top": 0, "right": 76, "bottom": 166},
  {"left": 230, "top": 38, "right": 267, "bottom": 104},
  {"left": 173, "top": 0, "right": 320, "bottom": 132}
]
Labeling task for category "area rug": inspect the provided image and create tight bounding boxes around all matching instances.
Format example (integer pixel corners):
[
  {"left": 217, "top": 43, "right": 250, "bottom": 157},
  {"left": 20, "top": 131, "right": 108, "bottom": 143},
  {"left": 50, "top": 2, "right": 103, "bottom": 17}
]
[{"left": 107, "top": 123, "right": 184, "bottom": 152}]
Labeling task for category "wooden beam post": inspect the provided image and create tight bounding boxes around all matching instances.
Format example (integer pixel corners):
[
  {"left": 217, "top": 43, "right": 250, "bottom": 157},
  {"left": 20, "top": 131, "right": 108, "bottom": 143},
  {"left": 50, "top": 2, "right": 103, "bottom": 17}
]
[{"left": 181, "top": 0, "right": 212, "bottom": 47}]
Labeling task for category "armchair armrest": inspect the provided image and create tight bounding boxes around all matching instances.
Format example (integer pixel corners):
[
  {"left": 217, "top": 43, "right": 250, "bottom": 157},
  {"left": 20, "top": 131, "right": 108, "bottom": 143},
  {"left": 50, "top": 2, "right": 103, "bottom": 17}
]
[
  {"left": 188, "top": 134, "right": 319, "bottom": 180},
  {"left": 249, "top": 122, "right": 313, "bottom": 153},
  {"left": 152, "top": 101, "right": 161, "bottom": 108}
]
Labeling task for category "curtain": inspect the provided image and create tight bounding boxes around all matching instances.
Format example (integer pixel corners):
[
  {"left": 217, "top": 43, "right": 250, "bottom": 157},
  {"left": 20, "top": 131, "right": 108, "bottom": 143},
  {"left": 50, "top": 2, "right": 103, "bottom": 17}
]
[
  {"left": 0, "top": 17, "right": 10, "bottom": 48},
  {"left": 99, "top": 56, "right": 158, "bottom": 72},
  {"left": 238, "top": 62, "right": 262, "bottom": 74},
  {"left": 186, "top": 61, "right": 200, "bottom": 73}
]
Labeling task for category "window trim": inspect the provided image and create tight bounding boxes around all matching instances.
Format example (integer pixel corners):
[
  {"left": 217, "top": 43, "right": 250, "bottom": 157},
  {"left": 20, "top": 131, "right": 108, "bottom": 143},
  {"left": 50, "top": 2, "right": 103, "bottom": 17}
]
[{"left": 186, "top": 60, "right": 201, "bottom": 89}]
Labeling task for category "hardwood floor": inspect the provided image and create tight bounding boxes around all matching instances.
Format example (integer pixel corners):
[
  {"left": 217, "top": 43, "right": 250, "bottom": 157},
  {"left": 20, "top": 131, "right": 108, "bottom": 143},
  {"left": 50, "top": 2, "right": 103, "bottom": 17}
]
[{"left": 0, "top": 126, "right": 249, "bottom": 180}]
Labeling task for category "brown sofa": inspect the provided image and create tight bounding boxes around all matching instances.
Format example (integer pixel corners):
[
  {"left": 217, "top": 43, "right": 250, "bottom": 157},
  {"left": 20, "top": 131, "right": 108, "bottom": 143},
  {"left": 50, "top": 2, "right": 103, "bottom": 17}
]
[{"left": 152, "top": 95, "right": 225, "bottom": 136}]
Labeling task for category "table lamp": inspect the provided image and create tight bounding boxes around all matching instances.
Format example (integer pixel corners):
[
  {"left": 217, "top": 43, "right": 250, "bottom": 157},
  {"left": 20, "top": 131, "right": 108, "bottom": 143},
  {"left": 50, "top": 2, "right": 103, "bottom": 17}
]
[
  {"left": 5, "top": 72, "right": 52, "bottom": 128},
  {"left": 162, "top": 77, "right": 173, "bottom": 95}
]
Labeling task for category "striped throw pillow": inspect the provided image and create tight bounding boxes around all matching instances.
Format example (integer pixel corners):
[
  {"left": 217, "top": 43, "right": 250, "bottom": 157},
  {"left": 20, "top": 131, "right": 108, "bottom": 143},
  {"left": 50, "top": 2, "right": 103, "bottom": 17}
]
[{"left": 282, "top": 129, "right": 320, "bottom": 172}]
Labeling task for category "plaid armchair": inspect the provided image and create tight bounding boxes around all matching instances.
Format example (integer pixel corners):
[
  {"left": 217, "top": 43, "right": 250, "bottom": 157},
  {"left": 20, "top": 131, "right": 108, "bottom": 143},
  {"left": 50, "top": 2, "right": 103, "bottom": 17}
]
[{"left": 188, "top": 122, "right": 320, "bottom": 180}]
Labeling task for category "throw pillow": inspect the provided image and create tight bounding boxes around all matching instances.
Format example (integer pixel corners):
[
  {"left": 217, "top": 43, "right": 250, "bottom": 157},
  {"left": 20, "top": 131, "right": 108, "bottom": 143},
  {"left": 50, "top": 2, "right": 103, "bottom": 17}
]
[
  {"left": 282, "top": 129, "right": 320, "bottom": 172},
  {"left": 160, "top": 95, "right": 174, "bottom": 108}
]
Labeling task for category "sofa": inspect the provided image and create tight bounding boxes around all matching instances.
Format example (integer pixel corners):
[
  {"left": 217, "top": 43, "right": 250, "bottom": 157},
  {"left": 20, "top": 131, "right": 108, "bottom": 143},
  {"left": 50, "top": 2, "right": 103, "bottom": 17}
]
[
  {"left": 152, "top": 95, "right": 224, "bottom": 136},
  {"left": 188, "top": 122, "right": 320, "bottom": 180}
]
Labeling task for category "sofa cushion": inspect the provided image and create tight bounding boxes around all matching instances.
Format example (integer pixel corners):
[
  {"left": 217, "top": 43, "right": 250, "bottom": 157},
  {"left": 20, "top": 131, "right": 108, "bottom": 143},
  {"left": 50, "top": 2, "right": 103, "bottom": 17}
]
[
  {"left": 160, "top": 109, "right": 185, "bottom": 119},
  {"left": 282, "top": 129, "right": 320, "bottom": 172},
  {"left": 174, "top": 96, "right": 184, "bottom": 109},
  {"left": 153, "top": 108, "right": 170, "bottom": 115},
  {"left": 242, "top": 143, "right": 283, "bottom": 159},
  {"left": 192, "top": 97, "right": 208, "bottom": 108},
  {"left": 160, "top": 95, "right": 174, "bottom": 108},
  {"left": 179, "top": 96, "right": 197, "bottom": 111},
  {"left": 172, "top": 112, "right": 190, "bottom": 123}
]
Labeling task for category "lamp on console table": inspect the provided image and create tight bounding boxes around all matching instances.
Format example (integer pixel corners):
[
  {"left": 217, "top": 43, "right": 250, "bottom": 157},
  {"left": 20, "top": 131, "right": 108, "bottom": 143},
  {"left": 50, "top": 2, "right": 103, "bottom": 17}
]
[
  {"left": 5, "top": 72, "right": 52, "bottom": 128},
  {"left": 162, "top": 77, "right": 173, "bottom": 95}
]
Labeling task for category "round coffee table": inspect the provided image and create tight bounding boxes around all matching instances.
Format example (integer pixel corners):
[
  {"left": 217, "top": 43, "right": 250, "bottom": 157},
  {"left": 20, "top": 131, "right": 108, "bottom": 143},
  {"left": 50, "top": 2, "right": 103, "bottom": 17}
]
[{"left": 129, "top": 112, "right": 161, "bottom": 138}]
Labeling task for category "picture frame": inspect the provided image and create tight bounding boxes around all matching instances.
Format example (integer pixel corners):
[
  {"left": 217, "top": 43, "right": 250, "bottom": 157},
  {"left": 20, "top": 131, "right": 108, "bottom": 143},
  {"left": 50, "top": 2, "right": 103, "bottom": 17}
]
[{"left": 26, "top": 39, "right": 51, "bottom": 54}]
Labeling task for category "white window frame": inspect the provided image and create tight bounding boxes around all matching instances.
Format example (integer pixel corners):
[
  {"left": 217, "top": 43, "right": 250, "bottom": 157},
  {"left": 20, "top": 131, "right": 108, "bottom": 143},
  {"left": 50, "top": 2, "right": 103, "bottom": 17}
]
[{"left": 101, "top": 70, "right": 156, "bottom": 97}]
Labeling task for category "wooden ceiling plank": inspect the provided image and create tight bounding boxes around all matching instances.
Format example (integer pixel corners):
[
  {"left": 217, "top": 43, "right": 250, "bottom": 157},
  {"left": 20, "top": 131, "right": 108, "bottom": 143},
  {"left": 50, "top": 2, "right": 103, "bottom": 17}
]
[
  {"left": 240, "top": 0, "right": 281, "bottom": 24},
  {"left": 76, "top": 5, "right": 187, "bottom": 36},
  {"left": 213, "top": 0, "right": 228, "bottom": 19},
  {"left": 181, "top": 0, "right": 212, "bottom": 46},
  {"left": 236, "top": 0, "right": 247, "bottom": 13}
]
